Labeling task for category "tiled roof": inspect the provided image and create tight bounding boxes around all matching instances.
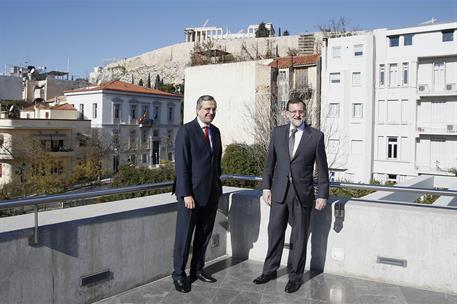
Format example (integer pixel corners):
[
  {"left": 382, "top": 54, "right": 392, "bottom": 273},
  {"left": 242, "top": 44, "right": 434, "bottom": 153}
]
[
  {"left": 22, "top": 103, "right": 76, "bottom": 111},
  {"left": 65, "top": 80, "right": 178, "bottom": 97},
  {"left": 50, "top": 103, "right": 76, "bottom": 111},
  {"left": 270, "top": 54, "right": 320, "bottom": 68}
]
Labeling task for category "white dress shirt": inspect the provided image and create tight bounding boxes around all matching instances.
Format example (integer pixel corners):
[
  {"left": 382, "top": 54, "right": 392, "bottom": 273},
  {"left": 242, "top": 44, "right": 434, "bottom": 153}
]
[{"left": 196, "top": 117, "right": 212, "bottom": 149}]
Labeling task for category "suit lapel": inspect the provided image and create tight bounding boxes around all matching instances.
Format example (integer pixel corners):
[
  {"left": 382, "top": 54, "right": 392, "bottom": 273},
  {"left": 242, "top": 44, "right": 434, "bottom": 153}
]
[
  {"left": 291, "top": 123, "right": 312, "bottom": 161},
  {"left": 192, "top": 118, "right": 211, "bottom": 152}
]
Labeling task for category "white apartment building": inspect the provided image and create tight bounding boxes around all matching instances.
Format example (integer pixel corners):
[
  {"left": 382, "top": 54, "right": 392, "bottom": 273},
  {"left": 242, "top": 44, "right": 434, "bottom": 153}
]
[
  {"left": 373, "top": 22, "right": 457, "bottom": 182},
  {"left": 321, "top": 33, "right": 375, "bottom": 183},
  {"left": 65, "top": 81, "right": 182, "bottom": 172},
  {"left": 322, "top": 21, "right": 457, "bottom": 183}
]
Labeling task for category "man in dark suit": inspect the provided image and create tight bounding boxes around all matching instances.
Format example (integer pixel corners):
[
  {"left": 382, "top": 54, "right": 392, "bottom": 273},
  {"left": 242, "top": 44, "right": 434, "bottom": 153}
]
[
  {"left": 253, "top": 97, "right": 329, "bottom": 293},
  {"left": 172, "top": 95, "right": 222, "bottom": 293}
]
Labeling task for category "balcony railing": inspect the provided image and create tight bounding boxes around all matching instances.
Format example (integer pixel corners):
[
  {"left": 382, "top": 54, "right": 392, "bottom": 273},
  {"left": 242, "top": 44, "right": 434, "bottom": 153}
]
[
  {"left": 417, "top": 125, "right": 457, "bottom": 134},
  {"left": 1, "top": 174, "right": 456, "bottom": 245}
]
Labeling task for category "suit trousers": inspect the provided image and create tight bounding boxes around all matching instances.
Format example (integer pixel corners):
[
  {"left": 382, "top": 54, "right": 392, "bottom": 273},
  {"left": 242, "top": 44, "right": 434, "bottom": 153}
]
[
  {"left": 262, "top": 183, "right": 312, "bottom": 281},
  {"left": 172, "top": 187, "right": 219, "bottom": 281}
]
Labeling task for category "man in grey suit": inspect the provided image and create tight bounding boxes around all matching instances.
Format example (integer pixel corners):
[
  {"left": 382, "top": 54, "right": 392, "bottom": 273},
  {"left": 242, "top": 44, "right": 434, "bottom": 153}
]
[{"left": 253, "top": 97, "right": 329, "bottom": 293}]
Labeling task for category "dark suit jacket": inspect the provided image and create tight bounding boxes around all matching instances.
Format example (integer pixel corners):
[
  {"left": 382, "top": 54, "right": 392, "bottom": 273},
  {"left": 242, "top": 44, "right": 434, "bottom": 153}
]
[
  {"left": 262, "top": 123, "right": 329, "bottom": 206},
  {"left": 173, "top": 118, "right": 222, "bottom": 206}
]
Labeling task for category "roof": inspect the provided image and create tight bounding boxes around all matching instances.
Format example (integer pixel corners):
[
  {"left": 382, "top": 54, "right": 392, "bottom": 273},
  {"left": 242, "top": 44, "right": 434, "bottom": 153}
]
[
  {"left": 22, "top": 103, "right": 76, "bottom": 111},
  {"left": 65, "top": 80, "right": 178, "bottom": 97},
  {"left": 50, "top": 103, "right": 76, "bottom": 111},
  {"left": 270, "top": 54, "right": 320, "bottom": 69}
]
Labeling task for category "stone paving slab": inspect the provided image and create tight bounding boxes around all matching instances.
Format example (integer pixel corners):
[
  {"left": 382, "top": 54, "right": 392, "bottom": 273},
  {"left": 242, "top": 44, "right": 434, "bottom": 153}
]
[{"left": 95, "top": 257, "right": 457, "bottom": 304}]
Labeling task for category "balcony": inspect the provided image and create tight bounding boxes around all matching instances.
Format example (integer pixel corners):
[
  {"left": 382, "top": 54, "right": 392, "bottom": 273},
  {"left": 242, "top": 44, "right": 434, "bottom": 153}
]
[
  {"left": 1, "top": 177, "right": 456, "bottom": 304},
  {"left": 416, "top": 125, "right": 457, "bottom": 136},
  {"left": 417, "top": 83, "right": 457, "bottom": 98}
]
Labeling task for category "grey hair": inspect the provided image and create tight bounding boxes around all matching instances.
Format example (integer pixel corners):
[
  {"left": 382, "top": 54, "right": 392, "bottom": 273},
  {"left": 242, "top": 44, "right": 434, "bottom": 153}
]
[{"left": 196, "top": 95, "right": 216, "bottom": 110}]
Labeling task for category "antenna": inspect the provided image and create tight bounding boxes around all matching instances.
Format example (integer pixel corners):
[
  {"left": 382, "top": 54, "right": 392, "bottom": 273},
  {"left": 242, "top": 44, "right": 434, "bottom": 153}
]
[
  {"left": 420, "top": 17, "right": 437, "bottom": 25},
  {"left": 202, "top": 19, "right": 209, "bottom": 27}
]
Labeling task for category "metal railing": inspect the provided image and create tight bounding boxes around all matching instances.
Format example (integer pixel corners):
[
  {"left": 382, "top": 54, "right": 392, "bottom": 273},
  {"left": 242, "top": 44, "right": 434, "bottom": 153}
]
[{"left": 1, "top": 174, "right": 457, "bottom": 244}]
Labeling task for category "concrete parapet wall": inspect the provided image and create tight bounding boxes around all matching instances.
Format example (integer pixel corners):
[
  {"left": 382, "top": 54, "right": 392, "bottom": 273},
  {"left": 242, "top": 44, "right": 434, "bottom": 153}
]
[
  {"left": 0, "top": 191, "right": 230, "bottom": 304},
  {"left": 226, "top": 190, "right": 457, "bottom": 294}
]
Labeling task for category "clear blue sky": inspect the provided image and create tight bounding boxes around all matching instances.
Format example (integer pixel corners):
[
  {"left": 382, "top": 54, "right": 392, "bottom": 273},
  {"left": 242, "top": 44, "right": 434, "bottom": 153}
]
[{"left": 1, "top": 0, "right": 456, "bottom": 78}]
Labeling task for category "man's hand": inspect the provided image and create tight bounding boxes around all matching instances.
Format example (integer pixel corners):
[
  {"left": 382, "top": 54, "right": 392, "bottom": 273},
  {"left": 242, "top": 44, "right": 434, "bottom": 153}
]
[
  {"left": 262, "top": 190, "right": 272, "bottom": 206},
  {"left": 315, "top": 198, "right": 327, "bottom": 210},
  {"left": 184, "top": 196, "right": 195, "bottom": 209}
]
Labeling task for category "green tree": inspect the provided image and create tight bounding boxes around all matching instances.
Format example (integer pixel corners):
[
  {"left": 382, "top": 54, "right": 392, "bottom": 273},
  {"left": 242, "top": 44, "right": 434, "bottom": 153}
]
[
  {"left": 154, "top": 75, "right": 161, "bottom": 89},
  {"left": 255, "top": 22, "right": 270, "bottom": 38},
  {"left": 221, "top": 143, "right": 266, "bottom": 188},
  {"left": 147, "top": 73, "right": 151, "bottom": 88}
]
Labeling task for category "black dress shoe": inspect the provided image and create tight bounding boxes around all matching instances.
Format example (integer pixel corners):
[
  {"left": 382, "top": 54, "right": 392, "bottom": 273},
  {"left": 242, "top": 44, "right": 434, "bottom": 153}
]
[
  {"left": 190, "top": 272, "right": 217, "bottom": 283},
  {"left": 173, "top": 278, "right": 190, "bottom": 293},
  {"left": 253, "top": 272, "right": 277, "bottom": 284},
  {"left": 284, "top": 280, "right": 301, "bottom": 293}
]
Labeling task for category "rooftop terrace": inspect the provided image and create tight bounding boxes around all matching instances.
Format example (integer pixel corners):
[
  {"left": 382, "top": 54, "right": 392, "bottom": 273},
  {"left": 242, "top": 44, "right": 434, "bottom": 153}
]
[{"left": 0, "top": 176, "right": 456, "bottom": 303}]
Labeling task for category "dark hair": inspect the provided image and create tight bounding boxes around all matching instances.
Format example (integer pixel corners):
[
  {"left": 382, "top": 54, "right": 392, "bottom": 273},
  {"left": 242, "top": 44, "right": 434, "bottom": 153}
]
[
  {"left": 286, "top": 97, "right": 306, "bottom": 111},
  {"left": 196, "top": 95, "right": 216, "bottom": 110}
]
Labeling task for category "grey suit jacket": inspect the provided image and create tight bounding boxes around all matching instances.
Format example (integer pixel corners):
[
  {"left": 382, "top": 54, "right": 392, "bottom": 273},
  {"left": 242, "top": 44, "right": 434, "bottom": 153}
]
[{"left": 262, "top": 123, "right": 329, "bottom": 206}]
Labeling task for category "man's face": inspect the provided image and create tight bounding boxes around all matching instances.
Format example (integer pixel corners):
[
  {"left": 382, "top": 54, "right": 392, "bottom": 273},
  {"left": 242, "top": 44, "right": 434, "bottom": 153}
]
[
  {"left": 286, "top": 102, "right": 306, "bottom": 127},
  {"left": 197, "top": 100, "right": 217, "bottom": 124}
]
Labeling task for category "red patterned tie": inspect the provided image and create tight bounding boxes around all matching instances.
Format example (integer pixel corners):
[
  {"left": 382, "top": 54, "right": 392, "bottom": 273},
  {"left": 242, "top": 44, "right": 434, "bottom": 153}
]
[{"left": 204, "top": 126, "right": 210, "bottom": 145}]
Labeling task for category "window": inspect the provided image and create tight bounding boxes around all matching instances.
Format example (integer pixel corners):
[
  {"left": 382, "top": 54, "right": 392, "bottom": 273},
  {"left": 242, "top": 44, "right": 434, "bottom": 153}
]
[
  {"left": 351, "top": 140, "right": 363, "bottom": 154},
  {"left": 379, "top": 64, "right": 385, "bottom": 86},
  {"left": 404, "top": 34, "right": 413, "bottom": 45},
  {"left": 79, "top": 104, "right": 84, "bottom": 119},
  {"left": 402, "top": 63, "right": 409, "bottom": 85},
  {"left": 327, "top": 139, "right": 339, "bottom": 154},
  {"left": 129, "top": 154, "right": 137, "bottom": 165},
  {"left": 389, "top": 36, "right": 399, "bottom": 47},
  {"left": 352, "top": 72, "right": 361, "bottom": 86},
  {"left": 154, "top": 105, "right": 160, "bottom": 121},
  {"left": 130, "top": 104, "right": 137, "bottom": 121},
  {"left": 141, "top": 129, "right": 148, "bottom": 145},
  {"left": 387, "top": 137, "right": 398, "bottom": 159},
  {"left": 332, "top": 47, "right": 341, "bottom": 59},
  {"left": 0, "top": 163, "right": 2, "bottom": 177},
  {"left": 113, "top": 104, "right": 120, "bottom": 120},
  {"left": 168, "top": 107, "right": 174, "bottom": 122},
  {"left": 153, "top": 129, "right": 159, "bottom": 137},
  {"left": 129, "top": 130, "right": 137, "bottom": 149},
  {"left": 329, "top": 73, "right": 341, "bottom": 84},
  {"left": 142, "top": 105, "right": 149, "bottom": 118},
  {"left": 389, "top": 64, "right": 398, "bottom": 87},
  {"left": 387, "top": 174, "right": 397, "bottom": 182},
  {"left": 401, "top": 99, "right": 408, "bottom": 124},
  {"left": 352, "top": 103, "right": 363, "bottom": 118},
  {"left": 387, "top": 99, "right": 401, "bottom": 124},
  {"left": 328, "top": 103, "right": 340, "bottom": 117},
  {"left": 45, "top": 112, "right": 50, "bottom": 119},
  {"left": 92, "top": 103, "right": 97, "bottom": 119},
  {"left": 142, "top": 153, "right": 147, "bottom": 164},
  {"left": 354, "top": 44, "right": 363, "bottom": 56},
  {"left": 442, "top": 30, "right": 454, "bottom": 42}
]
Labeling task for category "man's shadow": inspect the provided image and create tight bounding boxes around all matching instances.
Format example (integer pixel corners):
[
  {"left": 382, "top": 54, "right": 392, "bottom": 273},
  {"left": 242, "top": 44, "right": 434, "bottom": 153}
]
[{"left": 308, "top": 197, "right": 348, "bottom": 276}]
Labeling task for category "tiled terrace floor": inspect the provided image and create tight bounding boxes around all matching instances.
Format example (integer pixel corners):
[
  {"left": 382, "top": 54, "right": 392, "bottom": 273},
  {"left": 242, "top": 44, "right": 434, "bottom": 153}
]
[{"left": 96, "top": 257, "right": 457, "bottom": 304}]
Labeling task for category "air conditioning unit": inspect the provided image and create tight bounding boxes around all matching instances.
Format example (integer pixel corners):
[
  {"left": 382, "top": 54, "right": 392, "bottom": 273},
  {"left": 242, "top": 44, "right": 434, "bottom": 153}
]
[
  {"left": 446, "top": 83, "right": 456, "bottom": 91},
  {"left": 447, "top": 125, "right": 456, "bottom": 132},
  {"left": 418, "top": 84, "right": 429, "bottom": 93}
]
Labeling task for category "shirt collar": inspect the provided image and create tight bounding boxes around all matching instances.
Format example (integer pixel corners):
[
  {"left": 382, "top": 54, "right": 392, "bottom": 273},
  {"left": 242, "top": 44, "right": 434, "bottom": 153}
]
[
  {"left": 289, "top": 122, "right": 305, "bottom": 132},
  {"left": 197, "top": 117, "right": 210, "bottom": 129}
]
